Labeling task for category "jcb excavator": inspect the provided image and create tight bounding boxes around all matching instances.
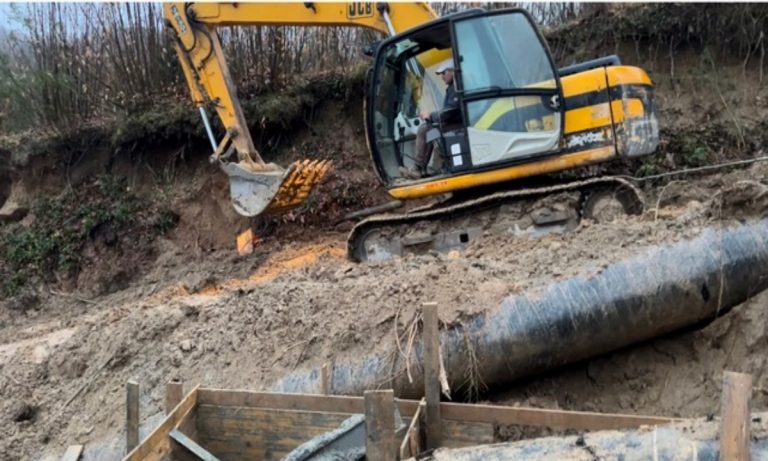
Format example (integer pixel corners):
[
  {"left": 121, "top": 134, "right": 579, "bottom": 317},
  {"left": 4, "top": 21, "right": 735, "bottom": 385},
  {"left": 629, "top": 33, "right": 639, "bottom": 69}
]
[{"left": 164, "top": 2, "right": 659, "bottom": 262}]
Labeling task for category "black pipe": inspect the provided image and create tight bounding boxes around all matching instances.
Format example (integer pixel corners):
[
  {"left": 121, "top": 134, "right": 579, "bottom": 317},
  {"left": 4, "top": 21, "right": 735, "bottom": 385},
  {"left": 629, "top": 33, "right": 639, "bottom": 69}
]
[{"left": 276, "top": 219, "right": 768, "bottom": 398}]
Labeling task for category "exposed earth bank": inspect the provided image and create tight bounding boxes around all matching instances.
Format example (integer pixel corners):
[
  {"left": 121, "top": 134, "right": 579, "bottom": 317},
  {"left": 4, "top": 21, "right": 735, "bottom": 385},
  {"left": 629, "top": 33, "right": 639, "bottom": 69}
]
[{"left": 3, "top": 162, "right": 768, "bottom": 460}]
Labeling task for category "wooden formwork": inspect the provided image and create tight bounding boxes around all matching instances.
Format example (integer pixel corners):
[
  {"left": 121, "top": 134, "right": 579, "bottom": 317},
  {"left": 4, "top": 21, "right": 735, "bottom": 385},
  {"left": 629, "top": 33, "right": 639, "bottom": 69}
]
[
  {"left": 120, "top": 304, "right": 688, "bottom": 461},
  {"left": 121, "top": 382, "right": 678, "bottom": 461},
  {"left": 116, "top": 305, "right": 754, "bottom": 461}
]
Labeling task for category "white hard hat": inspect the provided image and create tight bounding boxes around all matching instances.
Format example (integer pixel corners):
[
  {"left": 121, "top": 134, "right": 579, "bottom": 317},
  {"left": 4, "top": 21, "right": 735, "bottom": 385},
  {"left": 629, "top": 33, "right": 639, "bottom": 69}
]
[{"left": 435, "top": 59, "right": 455, "bottom": 74}]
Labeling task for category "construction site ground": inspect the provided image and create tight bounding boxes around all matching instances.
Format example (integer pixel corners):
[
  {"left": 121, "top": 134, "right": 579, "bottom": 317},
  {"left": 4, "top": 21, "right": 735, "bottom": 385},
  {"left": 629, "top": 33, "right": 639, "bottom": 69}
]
[
  {"left": 3, "top": 162, "right": 768, "bottom": 460},
  {"left": 2, "top": 7, "right": 768, "bottom": 459}
]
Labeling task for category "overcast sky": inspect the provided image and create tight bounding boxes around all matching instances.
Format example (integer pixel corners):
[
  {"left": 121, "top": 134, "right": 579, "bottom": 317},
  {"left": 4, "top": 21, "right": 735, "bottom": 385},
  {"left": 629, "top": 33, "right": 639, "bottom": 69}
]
[{"left": 0, "top": 4, "right": 26, "bottom": 35}]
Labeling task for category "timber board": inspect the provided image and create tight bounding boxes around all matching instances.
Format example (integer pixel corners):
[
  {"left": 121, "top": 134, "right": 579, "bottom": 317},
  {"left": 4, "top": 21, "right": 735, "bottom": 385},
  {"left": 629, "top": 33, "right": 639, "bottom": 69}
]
[
  {"left": 124, "top": 388, "right": 676, "bottom": 461},
  {"left": 197, "top": 389, "right": 420, "bottom": 416},
  {"left": 443, "top": 420, "right": 494, "bottom": 448},
  {"left": 123, "top": 386, "right": 199, "bottom": 461},
  {"left": 195, "top": 405, "right": 355, "bottom": 460},
  {"left": 440, "top": 402, "right": 678, "bottom": 430}
]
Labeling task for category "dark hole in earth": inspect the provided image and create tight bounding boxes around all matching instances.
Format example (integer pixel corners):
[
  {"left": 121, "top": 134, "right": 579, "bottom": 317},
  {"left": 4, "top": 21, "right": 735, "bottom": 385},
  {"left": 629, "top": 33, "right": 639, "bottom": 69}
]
[
  {"left": 701, "top": 283, "right": 710, "bottom": 302},
  {"left": 14, "top": 403, "right": 37, "bottom": 423}
]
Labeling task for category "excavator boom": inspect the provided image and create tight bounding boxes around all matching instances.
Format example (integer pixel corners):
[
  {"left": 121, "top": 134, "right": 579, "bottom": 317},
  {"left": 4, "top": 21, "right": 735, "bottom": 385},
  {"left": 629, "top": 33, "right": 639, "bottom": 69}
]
[{"left": 164, "top": 2, "right": 437, "bottom": 216}]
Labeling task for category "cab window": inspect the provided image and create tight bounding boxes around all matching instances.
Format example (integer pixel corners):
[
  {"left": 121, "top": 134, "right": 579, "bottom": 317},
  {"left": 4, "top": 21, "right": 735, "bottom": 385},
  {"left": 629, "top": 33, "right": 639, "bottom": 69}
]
[{"left": 454, "top": 12, "right": 561, "bottom": 166}]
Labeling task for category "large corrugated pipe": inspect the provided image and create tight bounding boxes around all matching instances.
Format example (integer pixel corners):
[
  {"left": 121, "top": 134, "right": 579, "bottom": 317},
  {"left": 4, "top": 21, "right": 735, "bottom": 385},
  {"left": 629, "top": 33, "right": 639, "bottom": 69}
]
[{"left": 276, "top": 219, "right": 768, "bottom": 398}]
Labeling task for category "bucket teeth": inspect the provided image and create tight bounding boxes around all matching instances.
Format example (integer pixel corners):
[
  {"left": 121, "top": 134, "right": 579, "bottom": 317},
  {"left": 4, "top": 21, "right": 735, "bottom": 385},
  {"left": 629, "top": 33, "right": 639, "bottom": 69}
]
[{"left": 264, "top": 158, "right": 333, "bottom": 214}]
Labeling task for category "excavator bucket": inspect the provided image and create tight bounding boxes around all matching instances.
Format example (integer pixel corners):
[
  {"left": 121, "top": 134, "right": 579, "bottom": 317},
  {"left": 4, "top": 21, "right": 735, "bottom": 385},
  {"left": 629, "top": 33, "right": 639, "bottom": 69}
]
[{"left": 221, "top": 159, "right": 332, "bottom": 217}]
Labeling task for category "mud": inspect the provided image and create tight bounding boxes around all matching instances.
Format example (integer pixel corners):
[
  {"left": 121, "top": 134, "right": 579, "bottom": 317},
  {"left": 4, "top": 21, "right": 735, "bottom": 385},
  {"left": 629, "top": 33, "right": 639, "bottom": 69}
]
[{"left": 0, "top": 162, "right": 767, "bottom": 460}]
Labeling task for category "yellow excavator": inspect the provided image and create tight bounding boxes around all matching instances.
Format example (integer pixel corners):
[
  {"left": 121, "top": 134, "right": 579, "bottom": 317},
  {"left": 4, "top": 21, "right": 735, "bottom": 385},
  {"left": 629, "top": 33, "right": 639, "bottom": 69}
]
[{"left": 164, "top": 2, "right": 659, "bottom": 261}]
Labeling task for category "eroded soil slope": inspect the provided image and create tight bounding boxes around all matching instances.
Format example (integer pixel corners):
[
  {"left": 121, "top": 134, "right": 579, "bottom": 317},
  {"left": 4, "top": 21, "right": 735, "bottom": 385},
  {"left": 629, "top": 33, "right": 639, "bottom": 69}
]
[{"left": 1, "top": 162, "right": 768, "bottom": 460}]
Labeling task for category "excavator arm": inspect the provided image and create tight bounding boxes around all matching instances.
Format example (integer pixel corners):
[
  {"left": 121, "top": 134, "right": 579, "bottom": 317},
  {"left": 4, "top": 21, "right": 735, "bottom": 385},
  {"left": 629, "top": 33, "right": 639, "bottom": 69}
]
[{"left": 163, "top": 2, "right": 437, "bottom": 216}]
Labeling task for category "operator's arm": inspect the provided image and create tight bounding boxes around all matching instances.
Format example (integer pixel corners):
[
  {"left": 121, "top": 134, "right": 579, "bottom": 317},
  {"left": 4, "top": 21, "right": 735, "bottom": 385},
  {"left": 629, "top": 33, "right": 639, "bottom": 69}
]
[{"left": 429, "top": 84, "right": 459, "bottom": 123}]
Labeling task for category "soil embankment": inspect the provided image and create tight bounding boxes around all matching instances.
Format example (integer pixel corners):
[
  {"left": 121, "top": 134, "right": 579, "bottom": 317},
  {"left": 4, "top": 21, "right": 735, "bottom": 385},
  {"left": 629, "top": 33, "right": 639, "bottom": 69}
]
[{"left": 3, "top": 164, "right": 768, "bottom": 460}]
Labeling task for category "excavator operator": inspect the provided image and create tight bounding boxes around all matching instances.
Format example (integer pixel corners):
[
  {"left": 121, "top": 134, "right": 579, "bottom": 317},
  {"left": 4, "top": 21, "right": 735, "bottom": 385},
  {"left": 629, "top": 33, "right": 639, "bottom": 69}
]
[{"left": 401, "top": 59, "right": 459, "bottom": 180}]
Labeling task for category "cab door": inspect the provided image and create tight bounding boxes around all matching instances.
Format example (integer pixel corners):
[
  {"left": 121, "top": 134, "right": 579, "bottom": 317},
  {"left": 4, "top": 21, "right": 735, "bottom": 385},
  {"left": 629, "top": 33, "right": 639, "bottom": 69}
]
[{"left": 451, "top": 9, "right": 564, "bottom": 169}]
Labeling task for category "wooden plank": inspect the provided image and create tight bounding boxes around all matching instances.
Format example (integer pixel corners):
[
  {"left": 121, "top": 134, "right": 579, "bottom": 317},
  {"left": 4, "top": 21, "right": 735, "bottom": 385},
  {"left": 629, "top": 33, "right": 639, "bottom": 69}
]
[
  {"left": 166, "top": 381, "right": 184, "bottom": 414},
  {"left": 196, "top": 389, "right": 675, "bottom": 432},
  {"left": 196, "top": 389, "right": 674, "bottom": 437},
  {"left": 198, "top": 389, "right": 366, "bottom": 414},
  {"left": 399, "top": 399, "right": 424, "bottom": 459},
  {"left": 439, "top": 402, "right": 679, "bottom": 431},
  {"left": 60, "top": 445, "right": 84, "bottom": 461},
  {"left": 170, "top": 429, "right": 220, "bottom": 461},
  {"left": 197, "top": 388, "right": 420, "bottom": 417},
  {"left": 172, "top": 388, "right": 200, "bottom": 461},
  {"left": 126, "top": 380, "right": 140, "bottom": 453},
  {"left": 442, "top": 420, "right": 494, "bottom": 448},
  {"left": 320, "top": 362, "right": 331, "bottom": 395},
  {"left": 168, "top": 382, "right": 198, "bottom": 461},
  {"left": 195, "top": 405, "right": 352, "bottom": 460},
  {"left": 364, "top": 390, "right": 396, "bottom": 461},
  {"left": 422, "top": 302, "right": 442, "bottom": 449},
  {"left": 123, "top": 385, "right": 200, "bottom": 461},
  {"left": 719, "top": 371, "right": 752, "bottom": 461},
  {"left": 176, "top": 402, "right": 198, "bottom": 440}
]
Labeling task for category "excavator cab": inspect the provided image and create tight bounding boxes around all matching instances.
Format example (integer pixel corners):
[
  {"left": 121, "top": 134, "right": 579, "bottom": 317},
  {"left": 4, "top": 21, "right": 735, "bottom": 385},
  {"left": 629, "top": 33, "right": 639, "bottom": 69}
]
[{"left": 367, "top": 9, "right": 564, "bottom": 188}]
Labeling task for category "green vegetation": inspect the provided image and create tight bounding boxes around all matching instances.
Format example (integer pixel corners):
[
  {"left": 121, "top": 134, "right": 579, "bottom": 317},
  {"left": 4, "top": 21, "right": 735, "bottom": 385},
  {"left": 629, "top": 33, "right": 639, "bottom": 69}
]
[
  {"left": 0, "top": 3, "right": 379, "bottom": 138},
  {"left": 0, "top": 65, "right": 368, "bottom": 298},
  {"left": 2, "top": 66, "right": 369, "bottom": 166},
  {"left": 0, "top": 175, "right": 178, "bottom": 296},
  {"left": 674, "top": 135, "right": 712, "bottom": 168},
  {"left": 546, "top": 4, "right": 768, "bottom": 64},
  {"left": 635, "top": 122, "right": 753, "bottom": 177}
]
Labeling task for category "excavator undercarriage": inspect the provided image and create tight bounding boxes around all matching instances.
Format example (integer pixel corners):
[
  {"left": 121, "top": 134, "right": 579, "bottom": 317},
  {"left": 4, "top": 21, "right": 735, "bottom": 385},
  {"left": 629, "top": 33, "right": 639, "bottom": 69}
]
[{"left": 348, "top": 176, "right": 643, "bottom": 262}]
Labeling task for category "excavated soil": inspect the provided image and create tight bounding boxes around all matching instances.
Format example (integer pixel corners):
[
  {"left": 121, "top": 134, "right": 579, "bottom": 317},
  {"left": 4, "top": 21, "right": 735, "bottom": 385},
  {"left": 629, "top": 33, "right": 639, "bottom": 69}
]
[
  {"left": 3, "top": 7, "right": 768, "bottom": 457},
  {"left": 2, "top": 162, "right": 768, "bottom": 459}
]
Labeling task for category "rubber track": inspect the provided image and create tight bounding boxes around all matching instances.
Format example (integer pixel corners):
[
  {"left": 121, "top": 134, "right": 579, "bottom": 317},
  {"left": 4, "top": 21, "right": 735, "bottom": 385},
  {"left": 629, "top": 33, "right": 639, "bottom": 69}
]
[{"left": 347, "top": 176, "right": 644, "bottom": 262}]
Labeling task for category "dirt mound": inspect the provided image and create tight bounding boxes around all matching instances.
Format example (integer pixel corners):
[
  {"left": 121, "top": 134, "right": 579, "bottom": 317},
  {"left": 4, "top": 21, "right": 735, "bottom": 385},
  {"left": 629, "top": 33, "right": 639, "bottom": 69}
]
[{"left": 2, "top": 163, "right": 767, "bottom": 460}]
